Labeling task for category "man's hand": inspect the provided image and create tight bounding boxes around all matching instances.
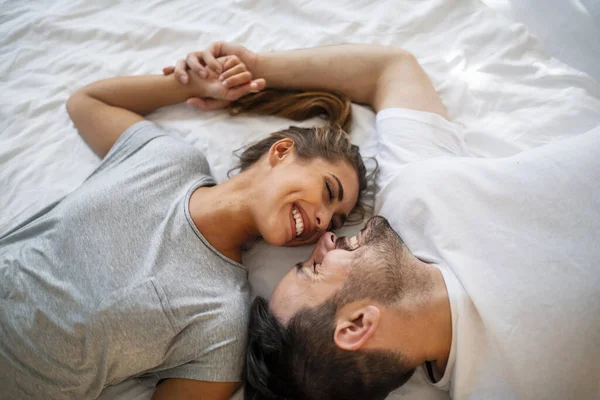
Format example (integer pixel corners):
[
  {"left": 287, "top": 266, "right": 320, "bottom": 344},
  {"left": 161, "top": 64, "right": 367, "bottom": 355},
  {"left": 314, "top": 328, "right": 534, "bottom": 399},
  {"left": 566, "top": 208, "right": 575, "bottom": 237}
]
[
  {"left": 163, "top": 42, "right": 257, "bottom": 85},
  {"left": 165, "top": 42, "right": 448, "bottom": 118},
  {"left": 164, "top": 51, "right": 265, "bottom": 110}
]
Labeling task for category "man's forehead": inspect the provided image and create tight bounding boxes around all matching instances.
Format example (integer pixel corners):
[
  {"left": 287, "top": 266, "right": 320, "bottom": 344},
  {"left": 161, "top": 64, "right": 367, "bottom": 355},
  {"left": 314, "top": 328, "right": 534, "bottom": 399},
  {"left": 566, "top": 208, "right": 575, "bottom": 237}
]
[
  {"left": 269, "top": 294, "right": 299, "bottom": 326},
  {"left": 269, "top": 277, "right": 303, "bottom": 324}
]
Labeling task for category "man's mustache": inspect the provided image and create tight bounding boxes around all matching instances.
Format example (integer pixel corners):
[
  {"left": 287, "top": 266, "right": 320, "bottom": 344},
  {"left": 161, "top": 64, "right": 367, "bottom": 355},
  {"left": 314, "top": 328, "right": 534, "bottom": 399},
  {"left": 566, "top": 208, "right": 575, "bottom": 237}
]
[{"left": 335, "top": 236, "right": 355, "bottom": 251}]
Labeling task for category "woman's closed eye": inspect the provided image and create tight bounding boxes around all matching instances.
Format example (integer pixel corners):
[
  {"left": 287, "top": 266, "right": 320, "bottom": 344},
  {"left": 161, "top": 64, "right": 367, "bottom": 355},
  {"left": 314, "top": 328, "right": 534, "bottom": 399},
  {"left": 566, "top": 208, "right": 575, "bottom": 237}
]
[{"left": 325, "top": 180, "right": 334, "bottom": 202}]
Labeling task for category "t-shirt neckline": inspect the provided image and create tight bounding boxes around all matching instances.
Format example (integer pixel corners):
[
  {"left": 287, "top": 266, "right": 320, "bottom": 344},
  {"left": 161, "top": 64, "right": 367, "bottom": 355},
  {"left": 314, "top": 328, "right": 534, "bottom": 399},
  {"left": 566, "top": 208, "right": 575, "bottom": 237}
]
[
  {"left": 424, "top": 264, "right": 462, "bottom": 391},
  {"left": 183, "top": 178, "right": 247, "bottom": 271}
]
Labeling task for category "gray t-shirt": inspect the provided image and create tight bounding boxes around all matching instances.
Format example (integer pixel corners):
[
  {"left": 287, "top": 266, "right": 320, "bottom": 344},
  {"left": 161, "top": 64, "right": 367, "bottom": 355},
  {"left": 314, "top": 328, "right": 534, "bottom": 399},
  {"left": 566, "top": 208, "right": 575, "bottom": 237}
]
[{"left": 0, "top": 121, "right": 250, "bottom": 400}]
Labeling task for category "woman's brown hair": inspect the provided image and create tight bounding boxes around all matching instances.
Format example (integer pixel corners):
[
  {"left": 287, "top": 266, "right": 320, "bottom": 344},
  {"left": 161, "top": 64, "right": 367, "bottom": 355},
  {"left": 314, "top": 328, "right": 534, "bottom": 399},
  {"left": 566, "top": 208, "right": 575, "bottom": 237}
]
[{"left": 228, "top": 89, "right": 369, "bottom": 223}]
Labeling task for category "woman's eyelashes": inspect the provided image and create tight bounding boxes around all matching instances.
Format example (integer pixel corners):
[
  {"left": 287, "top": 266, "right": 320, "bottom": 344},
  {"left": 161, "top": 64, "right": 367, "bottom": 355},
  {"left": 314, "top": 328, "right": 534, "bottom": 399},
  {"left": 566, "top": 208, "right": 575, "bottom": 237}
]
[
  {"left": 325, "top": 180, "right": 334, "bottom": 202},
  {"left": 324, "top": 177, "right": 344, "bottom": 231}
]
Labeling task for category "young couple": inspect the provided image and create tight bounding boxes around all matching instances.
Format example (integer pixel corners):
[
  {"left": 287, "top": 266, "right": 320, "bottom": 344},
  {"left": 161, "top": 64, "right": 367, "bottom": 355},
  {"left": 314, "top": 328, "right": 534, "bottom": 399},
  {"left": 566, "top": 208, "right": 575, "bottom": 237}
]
[{"left": 2, "top": 41, "right": 598, "bottom": 400}]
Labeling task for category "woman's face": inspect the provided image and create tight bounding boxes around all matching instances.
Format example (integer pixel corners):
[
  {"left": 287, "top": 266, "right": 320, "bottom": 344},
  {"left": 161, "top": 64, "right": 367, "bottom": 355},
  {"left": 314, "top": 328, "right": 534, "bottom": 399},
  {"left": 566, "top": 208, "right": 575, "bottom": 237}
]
[{"left": 255, "top": 139, "right": 360, "bottom": 247}]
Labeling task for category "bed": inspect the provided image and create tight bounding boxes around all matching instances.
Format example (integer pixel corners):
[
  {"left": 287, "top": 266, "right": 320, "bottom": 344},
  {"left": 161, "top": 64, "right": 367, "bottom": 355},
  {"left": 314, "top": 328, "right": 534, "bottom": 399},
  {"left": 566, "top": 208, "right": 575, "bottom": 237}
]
[{"left": 1, "top": 0, "right": 599, "bottom": 399}]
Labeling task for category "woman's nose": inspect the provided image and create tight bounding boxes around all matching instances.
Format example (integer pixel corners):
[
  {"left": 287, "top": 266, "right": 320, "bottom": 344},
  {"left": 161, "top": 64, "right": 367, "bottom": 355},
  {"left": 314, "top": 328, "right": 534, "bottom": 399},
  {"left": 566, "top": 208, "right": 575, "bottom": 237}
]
[{"left": 315, "top": 208, "right": 333, "bottom": 231}]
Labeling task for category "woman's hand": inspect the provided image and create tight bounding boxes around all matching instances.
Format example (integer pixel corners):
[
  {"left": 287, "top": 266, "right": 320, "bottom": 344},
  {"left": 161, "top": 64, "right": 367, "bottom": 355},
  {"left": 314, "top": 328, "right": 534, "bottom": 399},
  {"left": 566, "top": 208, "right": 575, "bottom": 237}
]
[
  {"left": 164, "top": 52, "right": 265, "bottom": 110},
  {"left": 163, "top": 42, "right": 257, "bottom": 84}
]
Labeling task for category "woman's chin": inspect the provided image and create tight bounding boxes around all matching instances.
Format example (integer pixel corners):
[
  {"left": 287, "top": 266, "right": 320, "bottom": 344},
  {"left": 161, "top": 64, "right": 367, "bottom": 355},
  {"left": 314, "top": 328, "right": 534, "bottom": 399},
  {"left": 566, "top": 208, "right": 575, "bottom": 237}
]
[
  {"left": 284, "top": 232, "right": 322, "bottom": 247},
  {"left": 259, "top": 232, "right": 290, "bottom": 247},
  {"left": 261, "top": 228, "right": 321, "bottom": 247},
  {"left": 283, "top": 239, "right": 304, "bottom": 247}
]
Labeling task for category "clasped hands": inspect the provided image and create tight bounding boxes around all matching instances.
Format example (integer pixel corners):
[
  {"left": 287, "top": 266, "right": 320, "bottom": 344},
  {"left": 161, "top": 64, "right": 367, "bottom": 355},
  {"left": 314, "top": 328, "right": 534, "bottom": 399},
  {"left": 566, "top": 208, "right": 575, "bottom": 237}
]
[{"left": 163, "top": 42, "right": 265, "bottom": 110}]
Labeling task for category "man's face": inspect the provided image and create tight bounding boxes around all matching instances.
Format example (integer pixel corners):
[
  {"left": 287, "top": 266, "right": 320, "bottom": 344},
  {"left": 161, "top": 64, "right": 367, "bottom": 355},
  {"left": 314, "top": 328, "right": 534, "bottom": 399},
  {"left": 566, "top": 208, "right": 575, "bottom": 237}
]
[{"left": 270, "top": 216, "right": 406, "bottom": 323}]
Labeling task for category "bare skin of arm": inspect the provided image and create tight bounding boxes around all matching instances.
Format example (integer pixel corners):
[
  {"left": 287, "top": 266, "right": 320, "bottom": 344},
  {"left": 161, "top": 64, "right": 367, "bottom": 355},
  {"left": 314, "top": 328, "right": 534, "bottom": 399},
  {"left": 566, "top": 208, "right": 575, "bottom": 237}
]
[
  {"left": 171, "top": 42, "right": 448, "bottom": 119},
  {"left": 68, "top": 57, "right": 264, "bottom": 158},
  {"left": 151, "top": 379, "right": 237, "bottom": 400},
  {"left": 66, "top": 59, "right": 262, "bottom": 399}
]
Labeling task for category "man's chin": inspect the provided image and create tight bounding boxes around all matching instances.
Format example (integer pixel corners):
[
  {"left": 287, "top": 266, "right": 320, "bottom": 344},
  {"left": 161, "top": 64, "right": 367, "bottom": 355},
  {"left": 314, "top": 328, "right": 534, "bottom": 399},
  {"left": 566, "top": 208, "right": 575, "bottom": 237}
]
[
  {"left": 366, "top": 215, "right": 389, "bottom": 228},
  {"left": 345, "top": 215, "right": 393, "bottom": 249}
]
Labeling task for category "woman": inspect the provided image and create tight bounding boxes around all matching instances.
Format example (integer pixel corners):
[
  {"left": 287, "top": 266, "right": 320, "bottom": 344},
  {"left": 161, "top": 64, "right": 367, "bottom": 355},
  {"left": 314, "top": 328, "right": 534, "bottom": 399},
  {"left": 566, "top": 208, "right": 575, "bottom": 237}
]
[
  {"left": 0, "top": 56, "right": 367, "bottom": 399},
  {"left": 165, "top": 41, "right": 451, "bottom": 400}
]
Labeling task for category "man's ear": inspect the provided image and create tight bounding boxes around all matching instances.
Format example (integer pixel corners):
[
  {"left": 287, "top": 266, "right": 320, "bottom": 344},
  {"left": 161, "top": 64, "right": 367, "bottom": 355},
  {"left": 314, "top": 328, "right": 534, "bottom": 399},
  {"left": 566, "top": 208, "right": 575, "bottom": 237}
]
[
  {"left": 334, "top": 305, "right": 380, "bottom": 351},
  {"left": 268, "top": 138, "right": 295, "bottom": 167}
]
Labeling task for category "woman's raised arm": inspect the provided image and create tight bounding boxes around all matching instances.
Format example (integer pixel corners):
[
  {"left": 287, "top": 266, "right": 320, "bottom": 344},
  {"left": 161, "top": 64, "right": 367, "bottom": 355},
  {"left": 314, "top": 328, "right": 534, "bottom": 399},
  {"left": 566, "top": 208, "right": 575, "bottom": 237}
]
[{"left": 67, "top": 57, "right": 265, "bottom": 158}]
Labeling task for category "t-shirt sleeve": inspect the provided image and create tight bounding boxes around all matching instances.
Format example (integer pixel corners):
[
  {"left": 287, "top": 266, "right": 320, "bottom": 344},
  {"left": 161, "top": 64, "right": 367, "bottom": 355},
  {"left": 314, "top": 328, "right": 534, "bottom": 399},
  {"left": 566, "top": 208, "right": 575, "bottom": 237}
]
[
  {"left": 376, "top": 108, "right": 468, "bottom": 164},
  {"left": 154, "top": 350, "right": 243, "bottom": 383},
  {"left": 87, "top": 120, "right": 212, "bottom": 181},
  {"left": 98, "top": 120, "right": 169, "bottom": 170},
  {"left": 137, "top": 304, "right": 248, "bottom": 386},
  {"left": 376, "top": 108, "right": 469, "bottom": 188},
  {"left": 137, "top": 337, "right": 245, "bottom": 388}
]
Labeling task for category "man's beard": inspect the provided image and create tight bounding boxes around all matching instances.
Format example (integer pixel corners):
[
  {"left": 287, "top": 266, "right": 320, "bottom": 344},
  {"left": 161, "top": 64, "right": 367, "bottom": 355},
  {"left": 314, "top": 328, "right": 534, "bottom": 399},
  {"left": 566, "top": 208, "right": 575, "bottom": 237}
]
[
  {"left": 335, "top": 215, "right": 396, "bottom": 251},
  {"left": 333, "top": 216, "right": 408, "bottom": 306}
]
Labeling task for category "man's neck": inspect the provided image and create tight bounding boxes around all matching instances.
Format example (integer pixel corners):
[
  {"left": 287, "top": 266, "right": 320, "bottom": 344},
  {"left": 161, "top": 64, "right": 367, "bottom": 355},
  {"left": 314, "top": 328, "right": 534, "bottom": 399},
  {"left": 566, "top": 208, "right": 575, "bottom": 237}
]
[
  {"left": 387, "top": 264, "right": 453, "bottom": 374},
  {"left": 427, "top": 266, "right": 453, "bottom": 373}
]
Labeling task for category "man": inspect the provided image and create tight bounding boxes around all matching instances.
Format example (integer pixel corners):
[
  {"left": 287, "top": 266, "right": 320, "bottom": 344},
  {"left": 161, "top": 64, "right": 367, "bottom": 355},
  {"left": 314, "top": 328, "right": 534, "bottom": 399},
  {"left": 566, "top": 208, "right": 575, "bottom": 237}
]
[
  {"left": 174, "top": 42, "right": 599, "bottom": 399},
  {"left": 246, "top": 124, "right": 600, "bottom": 399},
  {"left": 183, "top": 46, "right": 600, "bottom": 399}
]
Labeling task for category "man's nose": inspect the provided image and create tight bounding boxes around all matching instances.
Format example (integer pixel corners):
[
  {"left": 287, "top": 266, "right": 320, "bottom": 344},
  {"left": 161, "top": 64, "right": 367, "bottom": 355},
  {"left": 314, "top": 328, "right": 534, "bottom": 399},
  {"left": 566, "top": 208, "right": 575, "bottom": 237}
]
[
  {"left": 313, "top": 231, "right": 337, "bottom": 263},
  {"left": 322, "top": 231, "right": 337, "bottom": 252}
]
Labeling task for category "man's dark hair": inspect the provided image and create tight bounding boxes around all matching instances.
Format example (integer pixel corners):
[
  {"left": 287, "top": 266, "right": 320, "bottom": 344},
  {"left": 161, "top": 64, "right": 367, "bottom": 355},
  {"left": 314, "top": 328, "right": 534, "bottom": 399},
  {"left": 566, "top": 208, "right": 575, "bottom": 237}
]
[{"left": 244, "top": 296, "right": 415, "bottom": 400}]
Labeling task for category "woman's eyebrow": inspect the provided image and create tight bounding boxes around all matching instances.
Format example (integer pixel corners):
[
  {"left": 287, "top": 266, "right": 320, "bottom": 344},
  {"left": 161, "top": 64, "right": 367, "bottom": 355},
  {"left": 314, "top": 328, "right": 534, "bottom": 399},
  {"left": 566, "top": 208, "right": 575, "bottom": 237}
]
[{"left": 330, "top": 174, "right": 344, "bottom": 201}]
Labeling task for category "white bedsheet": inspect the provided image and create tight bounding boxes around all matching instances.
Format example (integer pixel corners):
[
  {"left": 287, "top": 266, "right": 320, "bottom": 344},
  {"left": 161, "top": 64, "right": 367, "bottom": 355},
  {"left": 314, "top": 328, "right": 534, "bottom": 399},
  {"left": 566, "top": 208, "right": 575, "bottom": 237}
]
[
  {"left": 483, "top": 0, "right": 600, "bottom": 82},
  {"left": 1, "top": 0, "right": 599, "bottom": 399}
]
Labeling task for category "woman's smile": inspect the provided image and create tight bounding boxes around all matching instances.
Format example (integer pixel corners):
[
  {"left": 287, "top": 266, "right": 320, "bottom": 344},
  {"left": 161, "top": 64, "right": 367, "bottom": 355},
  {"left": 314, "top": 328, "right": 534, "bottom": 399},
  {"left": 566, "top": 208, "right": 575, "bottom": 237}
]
[{"left": 290, "top": 204, "right": 310, "bottom": 239}]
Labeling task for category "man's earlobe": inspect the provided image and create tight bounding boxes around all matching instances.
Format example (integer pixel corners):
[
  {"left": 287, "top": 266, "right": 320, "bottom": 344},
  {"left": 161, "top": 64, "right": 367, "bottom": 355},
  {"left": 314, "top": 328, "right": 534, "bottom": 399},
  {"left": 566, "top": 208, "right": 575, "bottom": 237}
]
[
  {"left": 333, "top": 305, "right": 380, "bottom": 351},
  {"left": 268, "top": 138, "right": 295, "bottom": 167}
]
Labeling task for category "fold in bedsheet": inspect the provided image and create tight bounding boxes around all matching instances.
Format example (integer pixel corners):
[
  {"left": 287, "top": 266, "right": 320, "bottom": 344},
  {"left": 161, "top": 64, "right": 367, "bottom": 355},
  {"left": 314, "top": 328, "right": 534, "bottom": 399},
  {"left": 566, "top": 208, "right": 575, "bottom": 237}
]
[
  {"left": 2, "top": 0, "right": 599, "bottom": 236},
  {"left": 1, "top": 1, "right": 599, "bottom": 399}
]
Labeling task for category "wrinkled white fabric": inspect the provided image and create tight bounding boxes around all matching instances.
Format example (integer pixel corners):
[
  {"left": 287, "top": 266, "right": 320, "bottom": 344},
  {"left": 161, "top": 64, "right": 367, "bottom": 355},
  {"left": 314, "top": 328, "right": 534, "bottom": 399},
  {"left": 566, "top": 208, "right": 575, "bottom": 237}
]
[
  {"left": 376, "top": 108, "right": 600, "bottom": 400},
  {"left": 1, "top": 0, "right": 599, "bottom": 399}
]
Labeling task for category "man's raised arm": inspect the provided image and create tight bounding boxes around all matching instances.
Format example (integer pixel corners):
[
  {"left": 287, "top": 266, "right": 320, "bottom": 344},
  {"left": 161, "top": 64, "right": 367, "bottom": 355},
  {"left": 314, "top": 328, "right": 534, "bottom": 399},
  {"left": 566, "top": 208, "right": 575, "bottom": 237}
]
[{"left": 170, "top": 42, "right": 448, "bottom": 118}]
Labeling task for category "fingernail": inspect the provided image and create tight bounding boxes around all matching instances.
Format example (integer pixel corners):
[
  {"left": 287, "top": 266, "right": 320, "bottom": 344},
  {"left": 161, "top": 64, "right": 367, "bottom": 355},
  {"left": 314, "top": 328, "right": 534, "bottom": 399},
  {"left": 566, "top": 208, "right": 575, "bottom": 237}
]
[
  {"left": 221, "top": 80, "right": 228, "bottom": 87},
  {"left": 218, "top": 75, "right": 224, "bottom": 81},
  {"left": 216, "top": 67, "right": 223, "bottom": 74},
  {"left": 250, "top": 82, "right": 258, "bottom": 91},
  {"left": 199, "top": 71, "right": 206, "bottom": 78}
]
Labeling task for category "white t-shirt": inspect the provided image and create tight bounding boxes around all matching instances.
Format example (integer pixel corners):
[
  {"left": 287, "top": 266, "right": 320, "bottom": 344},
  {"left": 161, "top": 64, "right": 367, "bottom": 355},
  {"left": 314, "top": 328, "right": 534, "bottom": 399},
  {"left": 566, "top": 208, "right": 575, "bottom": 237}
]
[{"left": 375, "top": 108, "right": 600, "bottom": 400}]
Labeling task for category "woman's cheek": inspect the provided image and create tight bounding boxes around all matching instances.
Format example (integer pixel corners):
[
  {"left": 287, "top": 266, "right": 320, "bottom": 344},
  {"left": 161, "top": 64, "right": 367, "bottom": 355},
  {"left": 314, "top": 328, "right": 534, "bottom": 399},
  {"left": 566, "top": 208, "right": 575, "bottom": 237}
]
[
  {"left": 285, "top": 230, "right": 323, "bottom": 247},
  {"left": 304, "top": 230, "right": 323, "bottom": 244},
  {"left": 256, "top": 212, "right": 284, "bottom": 246}
]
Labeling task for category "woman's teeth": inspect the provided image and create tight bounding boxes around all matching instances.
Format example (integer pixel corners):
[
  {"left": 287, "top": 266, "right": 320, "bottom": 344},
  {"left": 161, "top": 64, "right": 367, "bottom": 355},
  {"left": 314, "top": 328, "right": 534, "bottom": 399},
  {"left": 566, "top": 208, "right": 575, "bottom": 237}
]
[
  {"left": 349, "top": 235, "right": 359, "bottom": 250},
  {"left": 292, "top": 206, "right": 304, "bottom": 237}
]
